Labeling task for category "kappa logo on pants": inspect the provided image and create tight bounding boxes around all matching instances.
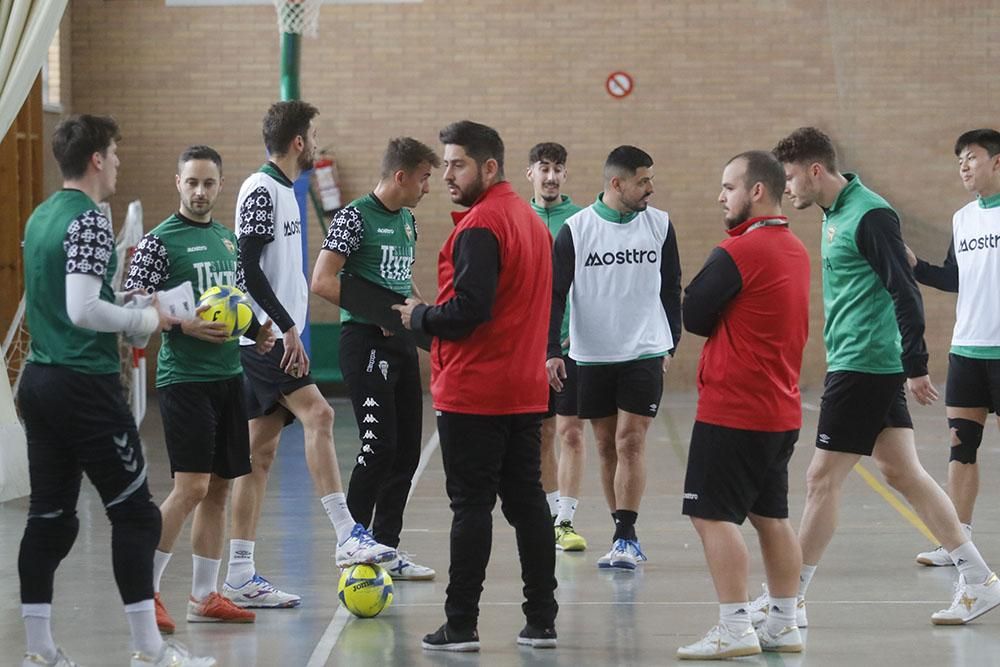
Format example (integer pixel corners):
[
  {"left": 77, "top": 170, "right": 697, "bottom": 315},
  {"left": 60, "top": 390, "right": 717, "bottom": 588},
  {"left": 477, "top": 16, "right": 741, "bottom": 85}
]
[
  {"left": 683, "top": 492, "right": 699, "bottom": 501},
  {"left": 357, "top": 455, "right": 367, "bottom": 467},
  {"left": 362, "top": 444, "right": 374, "bottom": 455},
  {"left": 363, "top": 397, "right": 380, "bottom": 408},
  {"left": 362, "top": 430, "right": 378, "bottom": 440},
  {"left": 114, "top": 433, "right": 139, "bottom": 473},
  {"left": 366, "top": 349, "right": 377, "bottom": 373},
  {"left": 362, "top": 414, "right": 379, "bottom": 424},
  {"left": 378, "top": 360, "right": 389, "bottom": 380}
]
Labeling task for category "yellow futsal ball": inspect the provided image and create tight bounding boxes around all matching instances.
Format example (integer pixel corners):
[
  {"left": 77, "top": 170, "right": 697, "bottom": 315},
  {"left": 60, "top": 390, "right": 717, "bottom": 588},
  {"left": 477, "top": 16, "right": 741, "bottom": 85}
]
[
  {"left": 197, "top": 285, "right": 253, "bottom": 341},
  {"left": 338, "top": 564, "right": 394, "bottom": 618}
]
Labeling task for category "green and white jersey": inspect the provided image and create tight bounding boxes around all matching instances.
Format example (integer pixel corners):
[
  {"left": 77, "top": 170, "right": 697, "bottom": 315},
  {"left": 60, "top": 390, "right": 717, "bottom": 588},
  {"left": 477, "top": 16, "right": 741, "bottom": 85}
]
[
  {"left": 531, "top": 195, "right": 581, "bottom": 348},
  {"left": 23, "top": 189, "right": 120, "bottom": 374},
  {"left": 321, "top": 192, "right": 416, "bottom": 325},
  {"left": 124, "top": 213, "right": 241, "bottom": 387}
]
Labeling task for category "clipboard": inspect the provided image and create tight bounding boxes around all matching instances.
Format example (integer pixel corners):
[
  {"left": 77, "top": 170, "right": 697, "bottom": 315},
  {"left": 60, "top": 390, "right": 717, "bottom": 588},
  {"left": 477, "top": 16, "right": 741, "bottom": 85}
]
[{"left": 339, "top": 273, "right": 433, "bottom": 351}]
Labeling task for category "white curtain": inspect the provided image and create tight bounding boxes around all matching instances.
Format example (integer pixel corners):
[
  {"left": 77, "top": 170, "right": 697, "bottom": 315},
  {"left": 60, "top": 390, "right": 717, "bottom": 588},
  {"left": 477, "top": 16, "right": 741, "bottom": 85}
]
[{"left": 0, "top": 0, "right": 67, "bottom": 137}]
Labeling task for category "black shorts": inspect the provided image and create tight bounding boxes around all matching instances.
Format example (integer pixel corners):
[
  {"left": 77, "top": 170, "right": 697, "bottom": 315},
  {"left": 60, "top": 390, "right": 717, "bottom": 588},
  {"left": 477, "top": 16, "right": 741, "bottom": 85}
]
[
  {"left": 815, "top": 371, "right": 912, "bottom": 456},
  {"left": 577, "top": 356, "right": 663, "bottom": 419},
  {"left": 545, "top": 355, "right": 578, "bottom": 419},
  {"left": 158, "top": 377, "right": 252, "bottom": 479},
  {"left": 946, "top": 353, "right": 1000, "bottom": 413},
  {"left": 682, "top": 421, "right": 798, "bottom": 524},
  {"left": 240, "top": 339, "right": 315, "bottom": 422}
]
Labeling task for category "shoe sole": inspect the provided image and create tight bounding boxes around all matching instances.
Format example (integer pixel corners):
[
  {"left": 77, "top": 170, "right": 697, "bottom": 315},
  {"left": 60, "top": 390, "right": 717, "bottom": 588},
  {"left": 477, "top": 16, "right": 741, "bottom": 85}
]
[
  {"left": 517, "top": 637, "right": 557, "bottom": 648},
  {"left": 186, "top": 614, "right": 255, "bottom": 623},
  {"left": 336, "top": 551, "right": 396, "bottom": 568},
  {"left": 916, "top": 556, "right": 954, "bottom": 567},
  {"left": 608, "top": 560, "right": 636, "bottom": 570},
  {"left": 421, "top": 641, "right": 480, "bottom": 652},
  {"left": 391, "top": 573, "right": 436, "bottom": 581},
  {"left": 556, "top": 542, "right": 587, "bottom": 552},
  {"left": 156, "top": 624, "right": 176, "bottom": 635},
  {"left": 228, "top": 599, "right": 301, "bottom": 609},
  {"left": 931, "top": 597, "right": 1000, "bottom": 625},
  {"left": 678, "top": 645, "right": 762, "bottom": 660}
]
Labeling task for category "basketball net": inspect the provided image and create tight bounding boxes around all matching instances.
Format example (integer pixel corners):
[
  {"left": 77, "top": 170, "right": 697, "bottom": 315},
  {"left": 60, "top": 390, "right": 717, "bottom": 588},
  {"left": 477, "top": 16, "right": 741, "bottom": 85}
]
[{"left": 273, "top": 0, "right": 321, "bottom": 38}]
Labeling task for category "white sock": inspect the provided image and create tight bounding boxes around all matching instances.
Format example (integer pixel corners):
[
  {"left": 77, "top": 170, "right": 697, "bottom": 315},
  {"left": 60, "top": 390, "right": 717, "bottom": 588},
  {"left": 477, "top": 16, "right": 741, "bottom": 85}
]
[
  {"left": 766, "top": 596, "right": 798, "bottom": 633},
  {"left": 546, "top": 491, "right": 560, "bottom": 518},
  {"left": 22, "top": 603, "right": 57, "bottom": 661},
  {"left": 556, "top": 496, "right": 578, "bottom": 525},
  {"left": 798, "top": 564, "right": 817, "bottom": 598},
  {"left": 961, "top": 523, "right": 973, "bottom": 539},
  {"left": 321, "top": 492, "right": 357, "bottom": 544},
  {"left": 951, "top": 541, "right": 992, "bottom": 584},
  {"left": 226, "top": 539, "right": 255, "bottom": 587},
  {"left": 719, "top": 601, "right": 751, "bottom": 632},
  {"left": 191, "top": 555, "right": 221, "bottom": 601},
  {"left": 152, "top": 550, "right": 172, "bottom": 594},
  {"left": 124, "top": 599, "right": 163, "bottom": 657}
]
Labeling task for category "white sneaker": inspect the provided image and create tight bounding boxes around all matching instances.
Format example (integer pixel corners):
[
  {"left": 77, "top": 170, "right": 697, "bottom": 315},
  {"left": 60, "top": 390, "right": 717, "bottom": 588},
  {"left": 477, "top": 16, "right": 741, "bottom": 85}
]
[
  {"left": 384, "top": 552, "right": 435, "bottom": 580},
  {"left": 335, "top": 524, "right": 396, "bottom": 567},
  {"left": 597, "top": 545, "right": 615, "bottom": 568},
  {"left": 677, "top": 624, "right": 761, "bottom": 660},
  {"left": 130, "top": 639, "right": 216, "bottom": 667},
  {"left": 22, "top": 648, "right": 77, "bottom": 667},
  {"left": 748, "top": 583, "right": 808, "bottom": 628},
  {"left": 916, "top": 545, "right": 954, "bottom": 567},
  {"left": 931, "top": 572, "right": 1000, "bottom": 625},
  {"left": 756, "top": 624, "right": 804, "bottom": 653},
  {"left": 609, "top": 539, "right": 641, "bottom": 570},
  {"left": 223, "top": 574, "right": 301, "bottom": 608}
]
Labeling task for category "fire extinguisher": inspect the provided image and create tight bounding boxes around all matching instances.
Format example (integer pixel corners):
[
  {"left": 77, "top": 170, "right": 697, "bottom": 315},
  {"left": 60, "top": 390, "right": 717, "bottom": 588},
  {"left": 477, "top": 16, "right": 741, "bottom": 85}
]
[{"left": 312, "top": 150, "right": 342, "bottom": 215}]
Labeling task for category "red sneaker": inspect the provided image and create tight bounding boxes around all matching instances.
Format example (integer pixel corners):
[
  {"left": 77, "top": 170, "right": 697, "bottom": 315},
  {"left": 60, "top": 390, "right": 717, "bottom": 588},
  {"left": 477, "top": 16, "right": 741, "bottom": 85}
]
[
  {"left": 154, "top": 593, "right": 176, "bottom": 634},
  {"left": 186, "top": 592, "right": 256, "bottom": 623}
]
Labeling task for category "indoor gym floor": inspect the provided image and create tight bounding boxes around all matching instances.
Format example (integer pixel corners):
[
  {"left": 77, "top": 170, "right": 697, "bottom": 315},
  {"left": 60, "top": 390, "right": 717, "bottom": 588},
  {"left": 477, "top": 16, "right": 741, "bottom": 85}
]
[{"left": 1, "top": 389, "right": 998, "bottom": 666}]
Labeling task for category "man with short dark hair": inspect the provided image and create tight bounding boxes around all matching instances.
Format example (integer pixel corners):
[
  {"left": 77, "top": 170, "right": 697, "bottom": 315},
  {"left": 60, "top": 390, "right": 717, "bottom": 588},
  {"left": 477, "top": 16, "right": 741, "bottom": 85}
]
[
  {"left": 678, "top": 151, "right": 809, "bottom": 659},
  {"left": 311, "top": 137, "right": 440, "bottom": 580},
  {"left": 225, "top": 101, "right": 395, "bottom": 609},
  {"left": 394, "top": 120, "right": 558, "bottom": 652},
  {"left": 18, "top": 115, "right": 212, "bottom": 666},
  {"left": 758, "top": 126, "right": 1000, "bottom": 628},
  {"left": 125, "top": 145, "right": 275, "bottom": 633},
  {"left": 548, "top": 145, "right": 682, "bottom": 571},
  {"left": 906, "top": 128, "right": 1000, "bottom": 568},
  {"left": 526, "top": 142, "right": 587, "bottom": 551}
]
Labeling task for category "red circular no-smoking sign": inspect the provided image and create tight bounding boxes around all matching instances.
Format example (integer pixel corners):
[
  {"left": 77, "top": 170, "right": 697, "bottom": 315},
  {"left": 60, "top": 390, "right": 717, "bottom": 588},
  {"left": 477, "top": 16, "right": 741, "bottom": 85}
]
[{"left": 606, "top": 71, "right": 634, "bottom": 99}]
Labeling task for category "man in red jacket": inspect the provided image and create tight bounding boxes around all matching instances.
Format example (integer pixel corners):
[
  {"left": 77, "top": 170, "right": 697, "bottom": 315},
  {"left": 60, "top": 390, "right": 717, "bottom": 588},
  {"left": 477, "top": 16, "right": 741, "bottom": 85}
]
[
  {"left": 676, "top": 151, "right": 810, "bottom": 660},
  {"left": 394, "top": 120, "right": 558, "bottom": 652}
]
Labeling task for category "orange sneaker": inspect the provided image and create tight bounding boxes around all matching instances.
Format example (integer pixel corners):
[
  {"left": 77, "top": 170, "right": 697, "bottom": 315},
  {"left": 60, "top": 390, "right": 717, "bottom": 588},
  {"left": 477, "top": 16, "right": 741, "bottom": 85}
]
[
  {"left": 154, "top": 593, "right": 176, "bottom": 634},
  {"left": 186, "top": 592, "right": 256, "bottom": 624}
]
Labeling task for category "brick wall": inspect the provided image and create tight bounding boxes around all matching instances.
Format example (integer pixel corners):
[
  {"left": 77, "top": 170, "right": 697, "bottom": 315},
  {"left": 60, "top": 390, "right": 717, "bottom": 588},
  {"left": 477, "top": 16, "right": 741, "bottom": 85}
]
[{"left": 65, "top": 0, "right": 999, "bottom": 390}]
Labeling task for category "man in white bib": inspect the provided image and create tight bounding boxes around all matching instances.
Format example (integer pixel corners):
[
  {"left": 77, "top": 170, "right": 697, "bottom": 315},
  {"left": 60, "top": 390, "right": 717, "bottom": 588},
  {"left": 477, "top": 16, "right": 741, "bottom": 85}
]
[{"left": 547, "top": 145, "right": 682, "bottom": 570}]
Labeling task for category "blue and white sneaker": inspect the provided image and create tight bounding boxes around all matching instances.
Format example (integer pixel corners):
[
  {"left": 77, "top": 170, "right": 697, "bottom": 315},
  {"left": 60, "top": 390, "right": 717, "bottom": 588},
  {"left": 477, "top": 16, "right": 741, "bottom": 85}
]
[
  {"left": 598, "top": 539, "right": 647, "bottom": 569},
  {"left": 335, "top": 523, "right": 396, "bottom": 567},
  {"left": 385, "top": 551, "right": 435, "bottom": 580},
  {"left": 608, "top": 539, "right": 639, "bottom": 570},
  {"left": 222, "top": 574, "right": 301, "bottom": 608}
]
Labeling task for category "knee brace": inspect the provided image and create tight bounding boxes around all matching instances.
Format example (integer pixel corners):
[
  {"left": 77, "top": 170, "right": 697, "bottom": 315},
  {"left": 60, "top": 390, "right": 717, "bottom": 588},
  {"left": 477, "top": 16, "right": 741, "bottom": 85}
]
[
  {"left": 19, "top": 511, "right": 80, "bottom": 603},
  {"left": 948, "top": 418, "right": 984, "bottom": 464}
]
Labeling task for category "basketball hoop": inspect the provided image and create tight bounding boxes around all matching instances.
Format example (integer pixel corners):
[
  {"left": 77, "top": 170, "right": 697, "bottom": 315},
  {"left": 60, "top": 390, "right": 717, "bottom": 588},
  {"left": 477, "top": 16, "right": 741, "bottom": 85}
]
[{"left": 273, "top": 0, "right": 321, "bottom": 38}]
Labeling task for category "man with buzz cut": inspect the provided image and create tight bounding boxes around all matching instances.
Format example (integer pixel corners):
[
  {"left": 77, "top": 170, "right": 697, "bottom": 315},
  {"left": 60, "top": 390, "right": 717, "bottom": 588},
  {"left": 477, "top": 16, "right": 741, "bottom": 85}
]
[
  {"left": 755, "top": 126, "right": 1000, "bottom": 629},
  {"left": 225, "top": 101, "right": 395, "bottom": 610},
  {"left": 311, "top": 136, "right": 440, "bottom": 581},
  {"left": 526, "top": 142, "right": 588, "bottom": 552},
  {"left": 678, "top": 151, "right": 809, "bottom": 660},
  {"left": 18, "top": 115, "right": 213, "bottom": 667},
  {"left": 548, "top": 145, "right": 682, "bottom": 571},
  {"left": 906, "top": 128, "right": 1000, "bottom": 568},
  {"left": 124, "top": 145, "right": 276, "bottom": 634}
]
